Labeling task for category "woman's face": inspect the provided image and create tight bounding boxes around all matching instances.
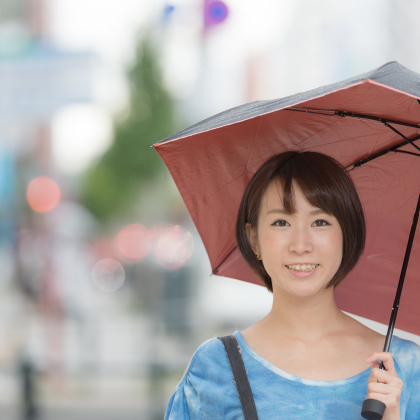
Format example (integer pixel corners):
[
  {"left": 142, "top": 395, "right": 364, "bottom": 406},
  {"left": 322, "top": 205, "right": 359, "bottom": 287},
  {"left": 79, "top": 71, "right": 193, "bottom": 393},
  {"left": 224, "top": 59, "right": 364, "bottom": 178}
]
[{"left": 246, "top": 179, "right": 343, "bottom": 298}]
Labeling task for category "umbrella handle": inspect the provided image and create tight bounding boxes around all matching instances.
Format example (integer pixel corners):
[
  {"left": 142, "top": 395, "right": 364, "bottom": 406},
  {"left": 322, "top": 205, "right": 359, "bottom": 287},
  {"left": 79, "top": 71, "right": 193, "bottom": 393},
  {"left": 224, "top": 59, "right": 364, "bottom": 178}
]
[{"left": 361, "top": 398, "right": 385, "bottom": 419}]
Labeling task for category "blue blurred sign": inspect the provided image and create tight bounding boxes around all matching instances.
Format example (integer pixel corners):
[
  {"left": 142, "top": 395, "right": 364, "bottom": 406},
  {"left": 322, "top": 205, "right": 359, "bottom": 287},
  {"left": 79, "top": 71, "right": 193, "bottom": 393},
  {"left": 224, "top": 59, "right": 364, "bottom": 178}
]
[
  {"left": 204, "top": 0, "right": 229, "bottom": 30},
  {"left": 0, "top": 41, "right": 93, "bottom": 120},
  {"left": 0, "top": 152, "right": 13, "bottom": 201},
  {"left": 0, "top": 152, "right": 15, "bottom": 243},
  {"left": 163, "top": 4, "right": 176, "bottom": 21}
]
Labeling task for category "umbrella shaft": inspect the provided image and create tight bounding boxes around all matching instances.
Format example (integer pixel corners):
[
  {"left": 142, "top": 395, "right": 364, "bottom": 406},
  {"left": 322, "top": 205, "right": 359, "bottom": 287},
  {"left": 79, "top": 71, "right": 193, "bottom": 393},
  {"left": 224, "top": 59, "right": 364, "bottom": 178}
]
[
  {"left": 381, "top": 306, "right": 399, "bottom": 369},
  {"left": 380, "top": 192, "right": 420, "bottom": 369}
]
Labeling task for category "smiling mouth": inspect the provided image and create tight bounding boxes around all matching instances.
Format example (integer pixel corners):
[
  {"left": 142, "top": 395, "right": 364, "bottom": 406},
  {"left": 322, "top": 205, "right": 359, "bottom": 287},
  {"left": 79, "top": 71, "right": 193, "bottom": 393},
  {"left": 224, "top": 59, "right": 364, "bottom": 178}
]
[{"left": 285, "top": 264, "right": 319, "bottom": 272}]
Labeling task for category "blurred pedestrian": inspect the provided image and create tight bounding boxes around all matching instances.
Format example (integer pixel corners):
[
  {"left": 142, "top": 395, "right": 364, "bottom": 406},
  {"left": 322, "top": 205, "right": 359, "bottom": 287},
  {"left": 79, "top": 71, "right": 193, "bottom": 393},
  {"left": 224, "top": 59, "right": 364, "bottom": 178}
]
[{"left": 19, "top": 355, "right": 39, "bottom": 420}]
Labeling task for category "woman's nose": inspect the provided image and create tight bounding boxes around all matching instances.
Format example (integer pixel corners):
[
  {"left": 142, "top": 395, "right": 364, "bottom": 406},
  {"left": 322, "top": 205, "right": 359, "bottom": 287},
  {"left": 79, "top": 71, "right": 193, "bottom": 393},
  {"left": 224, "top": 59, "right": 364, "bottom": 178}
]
[{"left": 288, "top": 227, "right": 314, "bottom": 254}]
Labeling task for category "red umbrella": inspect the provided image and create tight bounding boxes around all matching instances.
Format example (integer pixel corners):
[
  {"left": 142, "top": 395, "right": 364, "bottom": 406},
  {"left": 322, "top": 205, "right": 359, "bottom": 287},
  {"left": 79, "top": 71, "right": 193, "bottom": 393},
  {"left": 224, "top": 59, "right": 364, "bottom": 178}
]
[{"left": 152, "top": 62, "right": 420, "bottom": 419}]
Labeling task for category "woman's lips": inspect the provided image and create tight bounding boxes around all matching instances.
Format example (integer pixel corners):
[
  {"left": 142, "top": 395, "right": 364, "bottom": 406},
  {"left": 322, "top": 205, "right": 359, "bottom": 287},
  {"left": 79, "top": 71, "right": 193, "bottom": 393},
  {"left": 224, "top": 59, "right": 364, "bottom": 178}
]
[{"left": 286, "top": 265, "right": 318, "bottom": 278}]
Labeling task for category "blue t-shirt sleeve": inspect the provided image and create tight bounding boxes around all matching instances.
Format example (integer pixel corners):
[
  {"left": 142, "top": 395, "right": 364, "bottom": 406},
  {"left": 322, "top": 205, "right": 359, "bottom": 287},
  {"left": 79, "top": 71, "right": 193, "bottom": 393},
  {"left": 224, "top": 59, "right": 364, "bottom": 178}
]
[
  {"left": 164, "top": 338, "right": 215, "bottom": 420},
  {"left": 404, "top": 340, "right": 420, "bottom": 420},
  {"left": 164, "top": 336, "right": 235, "bottom": 420},
  {"left": 164, "top": 376, "right": 205, "bottom": 420}
]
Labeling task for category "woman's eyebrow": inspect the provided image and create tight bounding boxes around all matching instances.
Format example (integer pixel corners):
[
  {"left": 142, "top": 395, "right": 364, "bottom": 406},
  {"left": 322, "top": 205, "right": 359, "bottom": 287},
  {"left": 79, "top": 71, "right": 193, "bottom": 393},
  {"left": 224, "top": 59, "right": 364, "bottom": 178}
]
[
  {"left": 266, "top": 208, "right": 326, "bottom": 216},
  {"left": 266, "top": 208, "right": 288, "bottom": 215}
]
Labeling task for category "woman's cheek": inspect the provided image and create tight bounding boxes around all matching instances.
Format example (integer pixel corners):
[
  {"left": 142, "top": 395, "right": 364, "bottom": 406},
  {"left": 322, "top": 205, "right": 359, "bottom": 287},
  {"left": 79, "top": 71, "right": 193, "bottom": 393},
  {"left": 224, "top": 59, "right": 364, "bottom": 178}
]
[
  {"left": 317, "top": 230, "right": 343, "bottom": 268},
  {"left": 261, "top": 236, "right": 289, "bottom": 271},
  {"left": 316, "top": 229, "right": 342, "bottom": 248},
  {"left": 261, "top": 230, "right": 287, "bottom": 254}
]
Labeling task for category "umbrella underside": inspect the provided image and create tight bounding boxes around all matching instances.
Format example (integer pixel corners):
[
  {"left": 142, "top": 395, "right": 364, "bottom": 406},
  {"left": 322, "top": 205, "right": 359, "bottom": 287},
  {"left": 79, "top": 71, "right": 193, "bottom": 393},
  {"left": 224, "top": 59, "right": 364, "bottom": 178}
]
[{"left": 154, "top": 63, "right": 420, "bottom": 335}]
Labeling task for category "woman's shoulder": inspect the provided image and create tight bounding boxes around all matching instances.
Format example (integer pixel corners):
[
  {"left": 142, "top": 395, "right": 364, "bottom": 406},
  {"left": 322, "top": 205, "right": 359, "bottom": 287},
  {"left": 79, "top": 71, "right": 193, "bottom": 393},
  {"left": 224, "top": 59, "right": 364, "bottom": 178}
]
[
  {"left": 390, "top": 335, "right": 420, "bottom": 369},
  {"left": 165, "top": 335, "right": 238, "bottom": 420},
  {"left": 391, "top": 335, "right": 420, "bottom": 352},
  {"left": 390, "top": 336, "right": 420, "bottom": 418},
  {"left": 176, "top": 334, "right": 232, "bottom": 390},
  {"left": 390, "top": 335, "right": 420, "bottom": 377}
]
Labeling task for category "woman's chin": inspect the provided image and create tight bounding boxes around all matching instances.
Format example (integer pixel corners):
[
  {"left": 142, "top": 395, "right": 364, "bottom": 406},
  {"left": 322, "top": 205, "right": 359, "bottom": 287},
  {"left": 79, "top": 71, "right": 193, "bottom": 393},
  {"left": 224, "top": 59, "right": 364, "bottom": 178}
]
[{"left": 274, "top": 280, "right": 329, "bottom": 298}]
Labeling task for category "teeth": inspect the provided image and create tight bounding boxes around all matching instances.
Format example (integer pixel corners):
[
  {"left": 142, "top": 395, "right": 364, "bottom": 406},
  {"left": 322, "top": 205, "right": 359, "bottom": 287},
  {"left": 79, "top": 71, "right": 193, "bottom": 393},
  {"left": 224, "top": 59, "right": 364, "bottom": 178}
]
[{"left": 286, "top": 264, "right": 318, "bottom": 271}]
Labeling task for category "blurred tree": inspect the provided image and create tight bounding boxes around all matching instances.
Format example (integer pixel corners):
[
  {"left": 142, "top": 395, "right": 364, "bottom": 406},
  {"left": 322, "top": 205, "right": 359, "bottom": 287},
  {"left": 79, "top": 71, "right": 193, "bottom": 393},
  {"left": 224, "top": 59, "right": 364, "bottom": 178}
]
[{"left": 81, "top": 33, "right": 175, "bottom": 222}]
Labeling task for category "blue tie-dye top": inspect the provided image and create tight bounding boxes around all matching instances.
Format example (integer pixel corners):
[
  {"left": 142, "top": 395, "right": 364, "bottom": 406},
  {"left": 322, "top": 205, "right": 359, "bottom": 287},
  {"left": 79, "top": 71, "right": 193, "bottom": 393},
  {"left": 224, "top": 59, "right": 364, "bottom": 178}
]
[{"left": 164, "top": 330, "right": 420, "bottom": 420}]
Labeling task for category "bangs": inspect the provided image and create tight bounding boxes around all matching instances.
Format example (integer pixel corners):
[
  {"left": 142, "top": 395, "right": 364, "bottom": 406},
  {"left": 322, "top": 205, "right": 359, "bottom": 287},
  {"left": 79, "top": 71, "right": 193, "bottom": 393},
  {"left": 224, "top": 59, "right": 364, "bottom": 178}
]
[{"left": 270, "top": 154, "right": 340, "bottom": 217}]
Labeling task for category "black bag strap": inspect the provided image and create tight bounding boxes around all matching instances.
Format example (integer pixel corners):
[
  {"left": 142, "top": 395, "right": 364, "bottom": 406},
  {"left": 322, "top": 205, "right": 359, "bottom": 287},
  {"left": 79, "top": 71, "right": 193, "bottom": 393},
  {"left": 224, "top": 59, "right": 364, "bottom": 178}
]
[{"left": 218, "top": 334, "right": 259, "bottom": 420}]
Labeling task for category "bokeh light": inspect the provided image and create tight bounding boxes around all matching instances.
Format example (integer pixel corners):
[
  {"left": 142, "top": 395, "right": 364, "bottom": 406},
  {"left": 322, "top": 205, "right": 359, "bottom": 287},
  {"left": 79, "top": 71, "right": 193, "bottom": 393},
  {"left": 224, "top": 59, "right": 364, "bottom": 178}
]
[
  {"left": 92, "top": 237, "right": 120, "bottom": 261},
  {"left": 26, "top": 176, "right": 61, "bottom": 213},
  {"left": 91, "top": 259, "right": 125, "bottom": 292},
  {"left": 205, "top": 0, "right": 229, "bottom": 28},
  {"left": 116, "top": 224, "right": 153, "bottom": 261},
  {"left": 52, "top": 104, "right": 113, "bottom": 175},
  {"left": 150, "top": 222, "right": 172, "bottom": 244},
  {"left": 153, "top": 224, "right": 194, "bottom": 270}
]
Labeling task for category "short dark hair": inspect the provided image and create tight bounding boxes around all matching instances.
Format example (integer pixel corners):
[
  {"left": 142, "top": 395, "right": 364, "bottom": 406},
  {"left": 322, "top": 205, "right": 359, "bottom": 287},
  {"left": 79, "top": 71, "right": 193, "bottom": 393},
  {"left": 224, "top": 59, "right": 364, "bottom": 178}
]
[{"left": 235, "top": 151, "right": 366, "bottom": 292}]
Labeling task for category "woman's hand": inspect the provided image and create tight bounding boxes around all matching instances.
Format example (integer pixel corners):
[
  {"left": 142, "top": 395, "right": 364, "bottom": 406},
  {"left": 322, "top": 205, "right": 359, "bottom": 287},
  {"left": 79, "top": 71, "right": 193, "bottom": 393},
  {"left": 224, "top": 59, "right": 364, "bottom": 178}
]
[{"left": 365, "top": 351, "right": 403, "bottom": 420}]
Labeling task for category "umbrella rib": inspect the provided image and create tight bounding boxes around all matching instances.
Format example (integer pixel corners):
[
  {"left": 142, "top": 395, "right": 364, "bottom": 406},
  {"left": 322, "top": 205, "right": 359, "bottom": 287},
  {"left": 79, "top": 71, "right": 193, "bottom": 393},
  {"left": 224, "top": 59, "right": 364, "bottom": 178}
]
[
  {"left": 383, "top": 122, "right": 420, "bottom": 153},
  {"left": 285, "top": 107, "right": 420, "bottom": 170},
  {"left": 348, "top": 134, "right": 420, "bottom": 170},
  {"left": 213, "top": 245, "right": 237, "bottom": 274},
  {"left": 394, "top": 149, "right": 420, "bottom": 157},
  {"left": 285, "top": 107, "right": 420, "bottom": 129},
  {"left": 284, "top": 107, "right": 336, "bottom": 117},
  {"left": 336, "top": 111, "right": 420, "bottom": 129}
]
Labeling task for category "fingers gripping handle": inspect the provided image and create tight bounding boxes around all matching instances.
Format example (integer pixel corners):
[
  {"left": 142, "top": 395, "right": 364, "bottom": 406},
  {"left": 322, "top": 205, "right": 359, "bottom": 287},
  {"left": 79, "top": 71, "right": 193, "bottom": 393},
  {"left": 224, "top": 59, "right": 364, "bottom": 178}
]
[
  {"left": 362, "top": 359, "right": 387, "bottom": 419},
  {"left": 361, "top": 398, "right": 385, "bottom": 420}
]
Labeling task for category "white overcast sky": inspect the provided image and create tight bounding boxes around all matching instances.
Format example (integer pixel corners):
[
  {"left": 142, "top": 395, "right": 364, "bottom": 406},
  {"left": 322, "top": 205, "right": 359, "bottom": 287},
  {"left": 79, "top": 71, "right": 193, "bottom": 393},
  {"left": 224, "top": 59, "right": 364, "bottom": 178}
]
[
  {"left": 48, "top": 0, "right": 293, "bottom": 69},
  {"left": 47, "top": 0, "right": 420, "bottom": 121}
]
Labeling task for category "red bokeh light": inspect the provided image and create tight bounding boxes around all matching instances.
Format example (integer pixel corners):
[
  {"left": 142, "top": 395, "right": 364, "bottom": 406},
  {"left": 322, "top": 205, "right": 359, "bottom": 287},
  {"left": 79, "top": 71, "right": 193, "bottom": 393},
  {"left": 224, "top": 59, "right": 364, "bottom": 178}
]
[
  {"left": 153, "top": 224, "right": 194, "bottom": 270},
  {"left": 92, "top": 237, "right": 119, "bottom": 261},
  {"left": 26, "top": 176, "right": 61, "bottom": 213},
  {"left": 116, "top": 224, "right": 153, "bottom": 261}
]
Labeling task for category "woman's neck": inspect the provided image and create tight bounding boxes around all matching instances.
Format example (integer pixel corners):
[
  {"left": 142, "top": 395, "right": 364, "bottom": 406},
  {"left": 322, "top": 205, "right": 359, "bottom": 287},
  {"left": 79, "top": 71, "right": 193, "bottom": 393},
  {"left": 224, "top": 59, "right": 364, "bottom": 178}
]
[{"left": 262, "top": 286, "right": 347, "bottom": 343}]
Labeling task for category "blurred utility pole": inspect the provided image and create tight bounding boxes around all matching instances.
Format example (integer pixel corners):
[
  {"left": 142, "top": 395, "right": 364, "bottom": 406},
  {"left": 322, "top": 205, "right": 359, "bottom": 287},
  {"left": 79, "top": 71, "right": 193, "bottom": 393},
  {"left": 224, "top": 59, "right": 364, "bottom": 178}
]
[
  {"left": 246, "top": 52, "right": 270, "bottom": 103},
  {"left": 31, "top": 0, "right": 64, "bottom": 395},
  {"left": 28, "top": 0, "right": 47, "bottom": 38},
  {"left": 387, "top": 0, "right": 412, "bottom": 67}
]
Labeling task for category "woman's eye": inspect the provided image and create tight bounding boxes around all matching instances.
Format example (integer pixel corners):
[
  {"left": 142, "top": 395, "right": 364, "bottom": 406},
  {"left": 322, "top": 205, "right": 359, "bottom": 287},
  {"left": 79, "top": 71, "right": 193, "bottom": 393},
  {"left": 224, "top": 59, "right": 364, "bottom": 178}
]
[
  {"left": 272, "top": 219, "right": 330, "bottom": 227},
  {"left": 313, "top": 219, "right": 330, "bottom": 227},
  {"left": 273, "top": 219, "right": 289, "bottom": 227}
]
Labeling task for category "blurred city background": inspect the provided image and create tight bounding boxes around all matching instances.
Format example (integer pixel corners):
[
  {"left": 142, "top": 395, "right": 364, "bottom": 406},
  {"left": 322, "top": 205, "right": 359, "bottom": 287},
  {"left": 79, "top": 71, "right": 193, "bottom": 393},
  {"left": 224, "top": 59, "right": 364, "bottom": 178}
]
[{"left": 0, "top": 0, "right": 419, "bottom": 419}]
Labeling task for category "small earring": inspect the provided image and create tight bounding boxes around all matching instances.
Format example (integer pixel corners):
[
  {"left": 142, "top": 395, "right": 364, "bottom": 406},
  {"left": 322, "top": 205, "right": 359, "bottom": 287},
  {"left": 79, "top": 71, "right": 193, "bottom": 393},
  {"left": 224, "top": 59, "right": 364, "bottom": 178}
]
[{"left": 255, "top": 253, "right": 260, "bottom": 260}]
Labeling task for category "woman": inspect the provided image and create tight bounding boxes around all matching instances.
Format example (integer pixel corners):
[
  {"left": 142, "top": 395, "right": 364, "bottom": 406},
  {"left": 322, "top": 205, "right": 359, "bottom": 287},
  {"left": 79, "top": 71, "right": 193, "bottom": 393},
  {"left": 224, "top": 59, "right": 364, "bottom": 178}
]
[{"left": 164, "top": 151, "right": 420, "bottom": 420}]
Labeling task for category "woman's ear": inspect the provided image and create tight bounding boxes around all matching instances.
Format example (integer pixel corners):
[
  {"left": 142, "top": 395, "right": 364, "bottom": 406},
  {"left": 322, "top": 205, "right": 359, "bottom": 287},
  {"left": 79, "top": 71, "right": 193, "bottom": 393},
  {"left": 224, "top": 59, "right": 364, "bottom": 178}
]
[{"left": 246, "top": 223, "right": 260, "bottom": 255}]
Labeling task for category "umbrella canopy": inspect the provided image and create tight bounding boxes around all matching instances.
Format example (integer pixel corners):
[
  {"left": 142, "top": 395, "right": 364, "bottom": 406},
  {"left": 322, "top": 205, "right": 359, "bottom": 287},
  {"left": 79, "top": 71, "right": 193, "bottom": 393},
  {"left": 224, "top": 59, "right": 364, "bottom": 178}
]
[{"left": 152, "top": 61, "right": 420, "bottom": 336}]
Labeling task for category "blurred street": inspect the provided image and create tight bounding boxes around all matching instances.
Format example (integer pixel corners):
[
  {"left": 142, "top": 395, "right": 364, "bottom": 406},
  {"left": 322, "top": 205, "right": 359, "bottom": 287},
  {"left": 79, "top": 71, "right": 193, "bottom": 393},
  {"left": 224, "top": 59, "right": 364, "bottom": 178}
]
[{"left": 0, "top": 405, "right": 146, "bottom": 420}]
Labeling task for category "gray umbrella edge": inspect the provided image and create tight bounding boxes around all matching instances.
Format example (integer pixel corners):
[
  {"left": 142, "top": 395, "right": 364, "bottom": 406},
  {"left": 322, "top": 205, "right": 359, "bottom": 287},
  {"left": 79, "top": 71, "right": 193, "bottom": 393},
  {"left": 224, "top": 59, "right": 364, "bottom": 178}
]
[{"left": 154, "top": 61, "right": 420, "bottom": 146}]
